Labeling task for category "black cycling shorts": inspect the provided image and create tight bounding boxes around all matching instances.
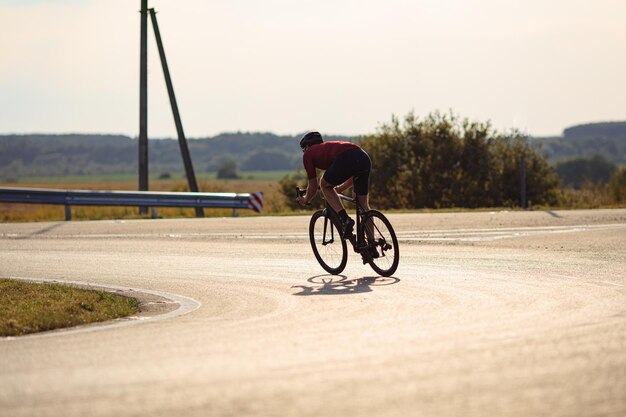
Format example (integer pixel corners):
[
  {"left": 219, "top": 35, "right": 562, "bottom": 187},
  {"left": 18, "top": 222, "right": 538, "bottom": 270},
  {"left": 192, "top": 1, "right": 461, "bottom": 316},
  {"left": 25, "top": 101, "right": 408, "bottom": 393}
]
[{"left": 323, "top": 147, "right": 371, "bottom": 195}]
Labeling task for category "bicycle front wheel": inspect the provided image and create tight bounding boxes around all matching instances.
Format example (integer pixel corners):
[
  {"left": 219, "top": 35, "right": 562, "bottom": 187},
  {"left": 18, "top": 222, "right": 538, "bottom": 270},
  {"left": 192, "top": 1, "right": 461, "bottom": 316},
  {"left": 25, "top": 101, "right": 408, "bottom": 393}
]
[
  {"left": 309, "top": 210, "right": 348, "bottom": 275},
  {"left": 362, "top": 210, "right": 399, "bottom": 277}
]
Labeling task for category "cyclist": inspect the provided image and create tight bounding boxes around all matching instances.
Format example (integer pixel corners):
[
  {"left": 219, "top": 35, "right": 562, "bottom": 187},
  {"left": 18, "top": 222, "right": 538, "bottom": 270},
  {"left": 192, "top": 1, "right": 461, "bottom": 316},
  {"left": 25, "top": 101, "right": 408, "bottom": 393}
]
[{"left": 296, "top": 131, "right": 371, "bottom": 237}]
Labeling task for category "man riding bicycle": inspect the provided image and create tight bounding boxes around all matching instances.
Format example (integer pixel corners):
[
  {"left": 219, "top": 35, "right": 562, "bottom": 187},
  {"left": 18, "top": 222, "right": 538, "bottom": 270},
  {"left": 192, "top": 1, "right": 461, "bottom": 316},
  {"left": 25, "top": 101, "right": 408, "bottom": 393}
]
[{"left": 296, "top": 131, "right": 372, "bottom": 237}]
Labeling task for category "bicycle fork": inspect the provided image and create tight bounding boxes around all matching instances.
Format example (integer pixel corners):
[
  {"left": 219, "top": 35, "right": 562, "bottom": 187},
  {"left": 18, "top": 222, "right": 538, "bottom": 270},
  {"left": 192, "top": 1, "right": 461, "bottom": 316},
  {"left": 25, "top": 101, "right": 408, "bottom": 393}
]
[{"left": 321, "top": 209, "right": 336, "bottom": 245}]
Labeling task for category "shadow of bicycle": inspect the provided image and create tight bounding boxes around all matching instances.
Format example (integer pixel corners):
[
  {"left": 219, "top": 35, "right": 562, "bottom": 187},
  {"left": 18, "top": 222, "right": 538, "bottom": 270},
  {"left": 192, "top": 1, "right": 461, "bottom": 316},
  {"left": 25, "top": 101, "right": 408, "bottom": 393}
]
[{"left": 292, "top": 274, "right": 400, "bottom": 296}]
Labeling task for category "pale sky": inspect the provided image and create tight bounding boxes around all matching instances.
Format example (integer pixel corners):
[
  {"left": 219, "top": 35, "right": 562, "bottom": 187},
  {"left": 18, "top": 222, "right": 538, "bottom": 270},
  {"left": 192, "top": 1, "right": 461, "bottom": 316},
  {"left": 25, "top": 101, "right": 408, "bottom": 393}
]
[{"left": 1, "top": 0, "right": 625, "bottom": 138}]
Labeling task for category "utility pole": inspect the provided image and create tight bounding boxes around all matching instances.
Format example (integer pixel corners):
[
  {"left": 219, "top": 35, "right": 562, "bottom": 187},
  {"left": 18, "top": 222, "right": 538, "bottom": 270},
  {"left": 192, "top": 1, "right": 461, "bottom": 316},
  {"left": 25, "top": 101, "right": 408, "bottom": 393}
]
[
  {"left": 149, "top": 8, "right": 203, "bottom": 217},
  {"left": 138, "top": 0, "right": 148, "bottom": 215},
  {"left": 135, "top": 3, "right": 203, "bottom": 217}
]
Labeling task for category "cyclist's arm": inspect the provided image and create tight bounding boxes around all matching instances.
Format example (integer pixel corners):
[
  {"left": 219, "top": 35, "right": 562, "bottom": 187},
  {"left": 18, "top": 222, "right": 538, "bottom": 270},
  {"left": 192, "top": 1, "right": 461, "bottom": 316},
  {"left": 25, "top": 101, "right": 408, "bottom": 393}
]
[
  {"left": 297, "top": 177, "right": 318, "bottom": 205},
  {"left": 303, "top": 179, "right": 318, "bottom": 203}
]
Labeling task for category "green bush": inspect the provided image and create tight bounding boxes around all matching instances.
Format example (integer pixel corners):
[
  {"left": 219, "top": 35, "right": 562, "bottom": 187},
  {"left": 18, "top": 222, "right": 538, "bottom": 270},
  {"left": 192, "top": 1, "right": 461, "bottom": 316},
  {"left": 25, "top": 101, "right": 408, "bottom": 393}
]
[
  {"left": 359, "top": 111, "right": 559, "bottom": 209},
  {"left": 216, "top": 159, "right": 240, "bottom": 179}
]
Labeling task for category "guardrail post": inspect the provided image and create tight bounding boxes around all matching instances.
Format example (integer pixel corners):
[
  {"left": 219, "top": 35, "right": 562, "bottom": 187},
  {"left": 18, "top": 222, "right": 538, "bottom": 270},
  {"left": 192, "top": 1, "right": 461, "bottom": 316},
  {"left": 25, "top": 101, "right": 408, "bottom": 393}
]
[
  {"left": 520, "top": 156, "right": 527, "bottom": 209},
  {"left": 64, "top": 205, "right": 72, "bottom": 221}
]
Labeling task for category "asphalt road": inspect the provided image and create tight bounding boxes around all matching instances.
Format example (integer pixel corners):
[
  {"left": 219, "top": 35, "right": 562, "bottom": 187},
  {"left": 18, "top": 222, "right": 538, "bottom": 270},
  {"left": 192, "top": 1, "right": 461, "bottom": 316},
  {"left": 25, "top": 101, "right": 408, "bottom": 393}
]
[{"left": 1, "top": 209, "right": 625, "bottom": 417}]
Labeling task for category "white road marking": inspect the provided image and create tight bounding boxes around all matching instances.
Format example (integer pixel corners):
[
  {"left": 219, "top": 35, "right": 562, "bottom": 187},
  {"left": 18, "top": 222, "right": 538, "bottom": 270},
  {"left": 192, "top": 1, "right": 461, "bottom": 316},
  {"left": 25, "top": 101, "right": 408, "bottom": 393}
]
[
  {"left": 2, "top": 223, "right": 623, "bottom": 243},
  {"left": 0, "top": 276, "right": 201, "bottom": 340}
]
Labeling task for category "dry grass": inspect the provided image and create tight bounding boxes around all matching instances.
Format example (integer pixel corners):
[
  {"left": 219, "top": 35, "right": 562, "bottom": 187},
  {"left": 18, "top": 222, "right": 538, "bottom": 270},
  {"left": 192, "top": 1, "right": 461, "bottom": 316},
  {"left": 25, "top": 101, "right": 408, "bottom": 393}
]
[
  {"left": 0, "top": 279, "right": 138, "bottom": 337},
  {"left": 553, "top": 184, "right": 626, "bottom": 209},
  {"left": 0, "top": 178, "right": 290, "bottom": 222}
]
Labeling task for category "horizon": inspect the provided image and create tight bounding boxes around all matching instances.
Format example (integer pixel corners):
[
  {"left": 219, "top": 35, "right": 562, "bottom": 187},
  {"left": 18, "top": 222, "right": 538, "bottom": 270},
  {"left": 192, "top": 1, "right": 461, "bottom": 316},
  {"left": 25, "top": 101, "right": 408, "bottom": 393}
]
[
  {"left": 1, "top": 1, "right": 625, "bottom": 138},
  {"left": 2, "top": 118, "right": 626, "bottom": 140}
]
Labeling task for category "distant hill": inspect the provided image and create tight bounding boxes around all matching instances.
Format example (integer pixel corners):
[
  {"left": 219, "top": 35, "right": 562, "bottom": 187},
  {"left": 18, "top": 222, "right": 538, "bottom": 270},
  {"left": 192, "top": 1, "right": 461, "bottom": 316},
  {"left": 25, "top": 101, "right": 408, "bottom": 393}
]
[
  {"left": 1, "top": 122, "right": 624, "bottom": 180},
  {"left": 531, "top": 121, "right": 626, "bottom": 164},
  {"left": 0, "top": 132, "right": 352, "bottom": 179}
]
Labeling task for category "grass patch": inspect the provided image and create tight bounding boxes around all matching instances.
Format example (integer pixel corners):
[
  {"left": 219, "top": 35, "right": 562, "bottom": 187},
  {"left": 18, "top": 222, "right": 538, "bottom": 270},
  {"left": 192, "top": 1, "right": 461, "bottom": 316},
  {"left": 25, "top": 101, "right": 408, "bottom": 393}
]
[{"left": 0, "top": 279, "right": 138, "bottom": 337}]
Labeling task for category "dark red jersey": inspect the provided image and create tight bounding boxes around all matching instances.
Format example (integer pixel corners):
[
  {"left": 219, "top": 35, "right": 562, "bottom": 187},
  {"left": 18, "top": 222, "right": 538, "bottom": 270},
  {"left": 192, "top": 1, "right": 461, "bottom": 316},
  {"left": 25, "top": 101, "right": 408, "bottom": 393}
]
[{"left": 302, "top": 141, "right": 359, "bottom": 179}]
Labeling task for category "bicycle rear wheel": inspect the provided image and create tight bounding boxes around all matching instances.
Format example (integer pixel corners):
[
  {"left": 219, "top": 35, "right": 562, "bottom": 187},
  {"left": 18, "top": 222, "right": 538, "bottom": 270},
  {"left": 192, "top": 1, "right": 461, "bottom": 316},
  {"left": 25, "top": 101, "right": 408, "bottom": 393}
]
[
  {"left": 309, "top": 210, "right": 348, "bottom": 275},
  {"left": 362, "top": 210, "right": 399, "bottom": 277}
]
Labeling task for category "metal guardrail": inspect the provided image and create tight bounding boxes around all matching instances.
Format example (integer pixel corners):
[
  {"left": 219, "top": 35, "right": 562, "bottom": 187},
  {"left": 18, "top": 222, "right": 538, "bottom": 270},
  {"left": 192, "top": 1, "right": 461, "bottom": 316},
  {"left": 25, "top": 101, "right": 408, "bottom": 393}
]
[{"left": 0, "top": 187, "right": 263, "bottom": 220}]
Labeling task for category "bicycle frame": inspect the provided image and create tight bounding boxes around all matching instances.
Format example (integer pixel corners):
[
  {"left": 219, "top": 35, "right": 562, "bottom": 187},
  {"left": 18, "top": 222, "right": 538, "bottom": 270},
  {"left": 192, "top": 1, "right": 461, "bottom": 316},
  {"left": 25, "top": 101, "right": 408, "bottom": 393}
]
[
  {"left": 330, "top": 194, "right": 370, "bottom": 254},
  {"left": 298, "top": 185, "right": 399, "bottom": 276},
  {"left": 297, "top": 186, "right": 372, "bottom": 255}
]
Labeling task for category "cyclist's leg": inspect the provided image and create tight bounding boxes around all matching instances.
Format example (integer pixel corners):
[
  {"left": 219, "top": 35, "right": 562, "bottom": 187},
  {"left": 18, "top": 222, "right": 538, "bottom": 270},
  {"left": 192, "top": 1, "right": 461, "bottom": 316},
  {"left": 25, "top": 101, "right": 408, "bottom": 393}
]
[
  {"left": 356, "top": 194, "right": 371, "bottom": 212},
  {"left": 324, "top": 148, "right": 370, "bottom": 234},
  {"left": 321, "top": 176, "right": 354, "bottom": 238},
  {"left": 327, "top": 148, "right": 371, "bottom": 209},
  {"left": 322, "top": 152, "right": 355, "bottom": 218},
  {"left": 352, "top": 149, "right": 372, "bottom": 205},
  {"left": 320, "top": 177, "right": 355, "bottom": 238},
  {"left": 320, "top": 177, "right": 345, "bottom": 214},
  {"left": 353, "top": 155, "right": 373, "bottom": 240}
]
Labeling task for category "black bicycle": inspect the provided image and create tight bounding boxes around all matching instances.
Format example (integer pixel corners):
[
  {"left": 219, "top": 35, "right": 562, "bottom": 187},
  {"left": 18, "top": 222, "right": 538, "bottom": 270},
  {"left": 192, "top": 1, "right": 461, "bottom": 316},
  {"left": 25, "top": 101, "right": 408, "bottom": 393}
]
[{"left": 297, "top": 187, "right": 399, "bottom": 277}]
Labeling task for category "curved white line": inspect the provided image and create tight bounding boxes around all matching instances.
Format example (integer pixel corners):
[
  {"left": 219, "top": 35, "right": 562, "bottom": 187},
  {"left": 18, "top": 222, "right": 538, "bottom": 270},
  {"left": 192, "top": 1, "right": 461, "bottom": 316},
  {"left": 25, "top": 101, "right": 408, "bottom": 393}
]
[{"left": 1, "top": 276, "right": 202, "bottom": 340}]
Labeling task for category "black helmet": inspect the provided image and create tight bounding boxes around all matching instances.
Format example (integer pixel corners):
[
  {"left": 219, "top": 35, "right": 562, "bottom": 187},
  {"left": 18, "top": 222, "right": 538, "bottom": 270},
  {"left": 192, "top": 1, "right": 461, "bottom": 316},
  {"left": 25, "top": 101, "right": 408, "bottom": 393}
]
[{"left": 299, "top": 131, "right": 323, "bottom": 150}]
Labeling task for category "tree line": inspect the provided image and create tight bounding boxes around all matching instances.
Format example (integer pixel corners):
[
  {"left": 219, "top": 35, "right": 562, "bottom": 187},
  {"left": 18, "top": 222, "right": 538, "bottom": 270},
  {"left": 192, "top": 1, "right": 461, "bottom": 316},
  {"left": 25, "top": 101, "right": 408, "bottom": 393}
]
[
  {"left": 2, "top": 116, "right": 625, "bottom": 208},
  {"left": 2, "top": 121, "right": 625, "bottom": 180},
  {"left": 279, "top": 112, "right": 626, "bottom": 210},
  {"left": 531, "top": 121, "right": 626, "bottom": 165},
  {"left": 0, "top": 132, "right": 346, "bottom": 179}
]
